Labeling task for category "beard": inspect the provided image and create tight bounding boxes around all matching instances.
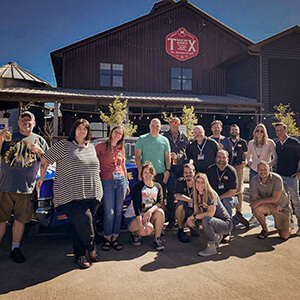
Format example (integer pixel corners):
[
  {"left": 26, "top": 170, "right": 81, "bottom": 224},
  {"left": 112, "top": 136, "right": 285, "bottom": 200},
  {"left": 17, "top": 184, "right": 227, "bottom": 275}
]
[
  {"left": 230, "top": 134, "right": 238, "bottom": 139},
  {"left": 217, "top": 161, "right": 227, "bottom": 169}
]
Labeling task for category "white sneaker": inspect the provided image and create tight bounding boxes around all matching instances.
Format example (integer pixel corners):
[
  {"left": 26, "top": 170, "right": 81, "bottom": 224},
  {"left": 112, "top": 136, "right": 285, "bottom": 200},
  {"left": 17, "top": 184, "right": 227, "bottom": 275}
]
[
  {"left": 198, "top": 244, "right": 217, "bottom": 257},
  {"left": 214, "top": 233, "right": 223, "bottom": 247},
  {"left": 296, "top": 228, "right": 300, "bottom": 236}
]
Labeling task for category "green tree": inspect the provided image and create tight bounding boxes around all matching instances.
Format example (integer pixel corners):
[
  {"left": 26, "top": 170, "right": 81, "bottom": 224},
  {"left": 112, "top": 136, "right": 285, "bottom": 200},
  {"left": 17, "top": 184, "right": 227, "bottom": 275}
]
[
  {"left": 181, "top": 105, "right": 198, "bottom": 139},
  {"left": 162, "top": 111, "right": 174, "bottom": 124},
  {"left": 99, "top": 94, "right": 137, "bottom": 137},
  {"left": 273, "top": 103, "right": 300, "bottom": 135}
]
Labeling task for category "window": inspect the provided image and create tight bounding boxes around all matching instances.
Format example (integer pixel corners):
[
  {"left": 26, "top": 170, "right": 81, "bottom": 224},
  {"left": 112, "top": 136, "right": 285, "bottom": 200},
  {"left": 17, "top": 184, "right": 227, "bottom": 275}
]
[
  {"left": 100, "top": 63, "right": 123, "bottom": 87},
  {"left": 171, "top": 67, "right": 192, "bottom": 91}
]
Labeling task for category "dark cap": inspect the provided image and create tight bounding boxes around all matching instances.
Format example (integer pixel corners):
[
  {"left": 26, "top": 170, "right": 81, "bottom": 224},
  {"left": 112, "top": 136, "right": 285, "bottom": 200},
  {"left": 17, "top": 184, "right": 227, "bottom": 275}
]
[{"left": 19, "top": 111, "right": 35, "bottom": 120}]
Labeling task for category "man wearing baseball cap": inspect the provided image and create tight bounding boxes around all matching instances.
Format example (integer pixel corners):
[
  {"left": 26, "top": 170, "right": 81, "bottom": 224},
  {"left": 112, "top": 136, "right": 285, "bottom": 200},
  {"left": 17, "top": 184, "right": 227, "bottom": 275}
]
[{"left": 0, "top": 111, "right": 48, "bottom": 263}]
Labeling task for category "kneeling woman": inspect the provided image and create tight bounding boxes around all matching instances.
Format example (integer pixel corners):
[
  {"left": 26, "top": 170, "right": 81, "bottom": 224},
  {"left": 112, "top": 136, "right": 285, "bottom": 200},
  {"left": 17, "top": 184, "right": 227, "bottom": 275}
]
[
  {"left": 187, "top": 173, "right": 233, "bottom": 257},
  {"left": 124, "top": 161, "right": 165, "bottom": 251}
]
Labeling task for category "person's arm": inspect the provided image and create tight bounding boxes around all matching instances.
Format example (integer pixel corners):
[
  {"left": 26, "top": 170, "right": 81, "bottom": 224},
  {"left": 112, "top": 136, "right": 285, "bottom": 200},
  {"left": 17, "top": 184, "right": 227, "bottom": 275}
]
[
  {"left": 250, "top": 190, "right": 281, "bottom": 210},
  {"left": 247, "top": 141, "right": 253, "bottom": 167},
  {"left": 135, "top": 149, "right": 143, "bottom": 181},
  {"left": 219, "top": 189, "right": 237, "bottom": 200},
  {"left": 174, "top": 193, "right": 193, "bottom": 203},
  {"left": 36, "top": 157, "right": 50, "bottom": 191},
  {"left": 163, "top": 151, "right": 171, "bottom": 184},
  {"left": 269, "top": 139, "right": 278, "bottom": 167},
  {"left": 0, "top": 129, "right": 8, "bottom": 155},
  {"left": 121, "top": 157, "right": 130, "bottom": 195}
]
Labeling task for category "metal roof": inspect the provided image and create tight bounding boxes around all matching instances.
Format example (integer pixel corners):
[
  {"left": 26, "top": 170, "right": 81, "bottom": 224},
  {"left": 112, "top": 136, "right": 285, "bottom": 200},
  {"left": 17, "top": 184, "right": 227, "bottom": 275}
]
[{"left": 0, "top": 62, "right": 51, "bottom": 86}]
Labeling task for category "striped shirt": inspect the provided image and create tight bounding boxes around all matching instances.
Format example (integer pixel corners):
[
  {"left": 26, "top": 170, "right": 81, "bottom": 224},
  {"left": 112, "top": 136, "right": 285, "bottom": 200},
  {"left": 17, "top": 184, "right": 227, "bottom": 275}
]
[{"left": 43, "top": 140, "right": 103, "bottom": 207}]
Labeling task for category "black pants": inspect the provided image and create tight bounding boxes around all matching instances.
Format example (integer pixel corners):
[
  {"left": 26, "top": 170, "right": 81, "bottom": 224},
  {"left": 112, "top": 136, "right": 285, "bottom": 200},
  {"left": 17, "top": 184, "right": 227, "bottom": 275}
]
[{"left": 60, "top": 199, "right": 100, "bottom": 258}]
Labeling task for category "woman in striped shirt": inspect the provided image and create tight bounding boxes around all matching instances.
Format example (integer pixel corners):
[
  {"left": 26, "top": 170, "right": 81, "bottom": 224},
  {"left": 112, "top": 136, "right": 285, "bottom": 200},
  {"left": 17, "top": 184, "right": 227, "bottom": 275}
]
[
  {"left": 36, "top": 119, "right": 103, "bottom": 269},
  {"left": 95, "top": 125, "right": 129, "bottom": 252}
]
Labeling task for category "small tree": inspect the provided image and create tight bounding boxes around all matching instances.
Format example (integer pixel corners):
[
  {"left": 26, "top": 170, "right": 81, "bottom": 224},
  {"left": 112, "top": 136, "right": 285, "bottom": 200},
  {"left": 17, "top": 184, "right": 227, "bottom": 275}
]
[
  {"left": 162, "top": 112, "right": 174, "bottom": 124},
  {"left": 181, "top": 105, "right": 198, "bottom": 139},
  {"left": 273, "top": 103, "right": 300, "bottom": 135},
  {"left": 99, "top": 95, "right": 137, "bottom": 137}
]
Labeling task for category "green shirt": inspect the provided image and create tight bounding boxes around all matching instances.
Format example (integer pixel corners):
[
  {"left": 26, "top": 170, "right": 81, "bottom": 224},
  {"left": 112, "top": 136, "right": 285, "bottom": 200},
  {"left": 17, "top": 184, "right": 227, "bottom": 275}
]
[{"left": 135, "top": 133, "right": 170, "bottom": 174}]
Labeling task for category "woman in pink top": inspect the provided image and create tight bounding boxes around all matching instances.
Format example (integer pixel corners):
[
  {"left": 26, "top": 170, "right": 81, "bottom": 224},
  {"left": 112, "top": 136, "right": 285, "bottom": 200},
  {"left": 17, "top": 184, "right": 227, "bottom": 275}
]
[{"left": 95, "top": 125, "right": 129, "bottom": 251}]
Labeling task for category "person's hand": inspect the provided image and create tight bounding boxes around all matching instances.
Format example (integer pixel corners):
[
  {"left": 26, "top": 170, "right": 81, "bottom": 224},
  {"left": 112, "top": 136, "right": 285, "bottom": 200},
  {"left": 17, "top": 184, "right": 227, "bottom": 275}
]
[
  {"left": 0, "top": 128, "right": 9, "bottom": 141},
  {"left": 126, "top": 183, "right": 130, "bottom": 196},
  {"left": 250, "top": 199, "right": 261, "bottom": 210},
  {"left": 143, "top": 211, "right": 152, "bottom": 224},
  {"left": 170, "top": 152, "right": 176, "bottom": 159},
  {"left": 163, "top": 170, "right": 170, "bottom": 184},
  {"left": 292, "top": 172, "right": 300, "bottom": 180},
  {"left": 186, "top": 216, "right": 195, "bottom": 227},
  {"left": 30, "top": 139, "right": 44, "bottom": 157},
  {"left": 275, "top": 205, "right": 282, "bottom": 212}
]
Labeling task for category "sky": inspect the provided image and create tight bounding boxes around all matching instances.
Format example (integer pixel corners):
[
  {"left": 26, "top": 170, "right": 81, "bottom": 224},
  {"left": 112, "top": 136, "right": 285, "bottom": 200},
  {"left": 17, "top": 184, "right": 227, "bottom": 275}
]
[{"left": 0, "top": 0, "right": 299, "bottom": 87}]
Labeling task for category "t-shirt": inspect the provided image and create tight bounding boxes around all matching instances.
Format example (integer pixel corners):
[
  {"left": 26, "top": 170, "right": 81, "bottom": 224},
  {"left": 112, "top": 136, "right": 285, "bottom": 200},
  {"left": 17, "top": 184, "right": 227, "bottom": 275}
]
[
  {"left": 135, "top": 133, "right": 170, "bottom": 174},
  {"left": 196, "top": 191, "right": 231, "bottom": 221},
  {"left": 0, "top": 132, "right": 48, "bottom": 193},
  {"left": 276, "top": 137, "right": 300, "bottom": 177},
  {"left": 175, "top": 178, "right": 194, "bottom": 208},
  {"left": 229, "top": 138, "right": 248, "bottom": 166},
  {"left": 42, "top": 140, "right": 103, "bottom": 207},
  {"left": 95, "top": 142, "right": 125, "bottom": 180},
  {"left": 124, "top": 181, "right": 163, "bottom": 218},
  {"left": 250, "top": 172, "right": 289, "bottom": 208},
  {"left": 186, "top": 138, "right": 219, "bottom": 173},
  {"left": 206, "top": 164, "right": 237, "bottom": 196}
]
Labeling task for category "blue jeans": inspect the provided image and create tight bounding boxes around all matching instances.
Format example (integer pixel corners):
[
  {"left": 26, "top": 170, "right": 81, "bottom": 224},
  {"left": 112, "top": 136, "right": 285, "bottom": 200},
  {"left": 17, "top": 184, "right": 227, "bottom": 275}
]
[
  {"left": 222, "top": 197, "right": 239, "bottom": 227},
  {"left": 282, "top": 176, "right": 300, "bottom": 223},
  {"left": 250, "top": 169, "right": 258, "bottom": 183},
  {"left": 202, "top": 216, "right": 233, "bottom": 243},
  {"left": 102, "top": 176, "right": 127, "bottom": 239}
]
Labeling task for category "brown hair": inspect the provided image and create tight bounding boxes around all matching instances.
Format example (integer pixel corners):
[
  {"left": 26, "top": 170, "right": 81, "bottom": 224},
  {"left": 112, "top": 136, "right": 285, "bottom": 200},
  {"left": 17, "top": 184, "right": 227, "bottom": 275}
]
[
  {"left": 105, "top": 125, "right": 125, "bottom": 156},
  {"left": 141, "top": 161, "right": 156, "bottom": 178},
  {"left": 253, "top": 123, "right": 268, "bottom": 146},
  {"left": 274, "top": 122, "right": 287, "bottom": 130},
  {"left": 67, "top": 119, "right": 91, "bottom": 142},
  {"left": 211, "top": 120, "right": 223, "bottom": 128}
]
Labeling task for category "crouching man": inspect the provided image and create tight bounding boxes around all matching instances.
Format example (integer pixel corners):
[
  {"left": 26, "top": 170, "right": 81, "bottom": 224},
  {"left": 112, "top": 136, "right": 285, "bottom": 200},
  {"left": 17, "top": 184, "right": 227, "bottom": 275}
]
[{"left": 250, "top": 161, "right": 291, "bottom": 240}]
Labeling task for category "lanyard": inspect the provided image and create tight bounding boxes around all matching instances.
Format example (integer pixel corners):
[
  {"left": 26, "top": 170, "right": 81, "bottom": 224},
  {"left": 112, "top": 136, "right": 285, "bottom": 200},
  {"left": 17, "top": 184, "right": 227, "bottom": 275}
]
[
  {"left": 230, "top": 139, "right": 239, "bottom": 151},
  {"left": 216, "top": 167, "right": 227, "bottom": 184},
  {"left": 187, "top": 185, "right": 193, "bottom": 199},
  {"left": 196, "top": 138, "right": 207, "bottom": 154}
]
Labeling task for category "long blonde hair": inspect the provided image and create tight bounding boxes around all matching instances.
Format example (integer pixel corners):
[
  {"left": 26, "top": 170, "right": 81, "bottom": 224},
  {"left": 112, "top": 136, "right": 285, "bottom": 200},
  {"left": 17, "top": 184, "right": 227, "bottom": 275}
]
[
  {"left": 193, "top": 173, "right": 215, "bottom": 208},
  {"left": 253, "top": 123, "right": 268, "bottom": 146}
]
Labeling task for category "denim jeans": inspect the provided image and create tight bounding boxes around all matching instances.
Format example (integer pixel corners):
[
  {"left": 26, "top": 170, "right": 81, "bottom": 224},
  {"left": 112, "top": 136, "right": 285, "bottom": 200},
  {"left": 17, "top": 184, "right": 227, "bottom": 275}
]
[
  {"left": 250, "top": 169, "right": 258, "bottom": 183},
  {"left": 222, "top": 197, "right": 239, "bottom": 227},
  {"left": 102, "top": 176, "right": 127, "bottom": 239},
  {"left": 282, "top": 176, "right": 300, "bottom": 223},
  {"left": 202, "top": 216, "right": 233, "bottom": 243},
  {"left": 166, "top": 171, "right": 177, "bottom": 222},
  {"left": 60, "top": 199, "right": 100, "bottom": 257}
]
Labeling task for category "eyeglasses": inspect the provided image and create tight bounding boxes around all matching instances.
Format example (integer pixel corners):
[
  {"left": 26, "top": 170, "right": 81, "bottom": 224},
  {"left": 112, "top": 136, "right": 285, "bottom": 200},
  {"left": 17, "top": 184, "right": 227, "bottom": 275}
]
[
  {"left": 255, "top": 130, "right": 264, "bottom": 133},
  {"left": 171, "top": 121, "right": 180, "bottom": 125}
]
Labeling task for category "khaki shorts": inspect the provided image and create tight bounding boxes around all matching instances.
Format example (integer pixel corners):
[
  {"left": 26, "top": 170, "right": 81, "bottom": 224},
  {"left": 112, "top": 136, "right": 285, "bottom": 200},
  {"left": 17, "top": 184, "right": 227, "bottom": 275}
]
[
  {"left": 264, "top": 205, "right": 290, "bottom": 232},
  {"left": 0, "top": 192, "right": 34, "bottom": 223}
]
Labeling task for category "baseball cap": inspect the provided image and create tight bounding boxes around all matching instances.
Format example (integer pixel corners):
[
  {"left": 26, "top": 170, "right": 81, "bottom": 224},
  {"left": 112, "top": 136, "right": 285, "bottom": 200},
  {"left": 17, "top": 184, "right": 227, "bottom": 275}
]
[{"left": 19, "top": 111, "right": 35, "bottom": 120}]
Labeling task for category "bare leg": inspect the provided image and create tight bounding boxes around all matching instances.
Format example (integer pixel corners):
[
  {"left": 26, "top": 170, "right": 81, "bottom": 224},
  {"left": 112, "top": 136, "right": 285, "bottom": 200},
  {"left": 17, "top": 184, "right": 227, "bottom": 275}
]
[
  {"left": 278, "top": 229, "right": 291, "bottom": 240},
  {"left": 253, "top": 207, "right": 268, "bottom": 231},
  {"left": 151, "top": 209, "right": 165, "bottom": 239},
  {"left": 12, "top": 220, "right": 25, "bottom": 244},
  {"left": 175, "top": 205, "right": 185, "bottom": 229}
]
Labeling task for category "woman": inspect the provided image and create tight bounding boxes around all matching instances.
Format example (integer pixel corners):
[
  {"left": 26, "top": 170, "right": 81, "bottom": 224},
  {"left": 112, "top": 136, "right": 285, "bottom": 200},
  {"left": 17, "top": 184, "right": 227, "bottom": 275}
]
[
  {"left": 124, "top": 161, "right": 165, "bottom": 251},
  {"left": 95, "top": 125, "right": 129, "bottom": 251},
  {"left": 247, "top": 123, "right": 277, "bottom": 181},
  {"left": 187, "top": 173, "right": 233, "bottom": 257},
  {"left": 35, "top": 119, "right": 103, "bottom": 269}
]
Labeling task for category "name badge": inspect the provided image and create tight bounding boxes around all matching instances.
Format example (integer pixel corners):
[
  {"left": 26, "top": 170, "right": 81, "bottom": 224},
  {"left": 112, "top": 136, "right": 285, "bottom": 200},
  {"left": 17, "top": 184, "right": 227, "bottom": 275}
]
[
  {"left": 233, "top": 151, "right": 237, "bottom": 157},
  {"left": 218, "top": 183, "right": 224, "bottom": 190},
  {"left": 198, "top": 154, "right": 205, "bottom": 160},
  {"left": 113, "top": 171, "right": 121, "bottom": 180}
]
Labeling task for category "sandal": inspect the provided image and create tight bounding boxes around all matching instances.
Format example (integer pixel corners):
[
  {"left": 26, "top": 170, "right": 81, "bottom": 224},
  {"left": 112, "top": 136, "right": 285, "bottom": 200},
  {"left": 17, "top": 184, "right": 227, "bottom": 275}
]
[
  {"left": 89, "top": 250, "right": 100, "bottom": 262},
  {"left": 257, "top": 229, "right": 268, "bottom": 239},
  {"left": 111, "top": 239, "right": 123, "bottom": 251},
  {"left": 101, "top": 240, "right": 111, "bottom": 251}
]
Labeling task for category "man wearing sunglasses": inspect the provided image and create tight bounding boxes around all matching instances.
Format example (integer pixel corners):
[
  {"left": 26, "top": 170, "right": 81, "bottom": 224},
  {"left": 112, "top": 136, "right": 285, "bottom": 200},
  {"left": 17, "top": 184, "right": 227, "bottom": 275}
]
[{"left": 163, "top": 117, "right": 189, "bottom": 230}]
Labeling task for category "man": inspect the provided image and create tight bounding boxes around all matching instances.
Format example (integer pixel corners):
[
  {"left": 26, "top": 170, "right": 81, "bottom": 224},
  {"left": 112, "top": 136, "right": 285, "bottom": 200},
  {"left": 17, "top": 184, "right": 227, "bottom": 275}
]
[
  {"left": 135, "top": 118, "right": 171, "bottom": 201},
  {"left": 0, "top": 111, "right": 48, "bottom": 263},
  {"left": 210, "top": 120, "right": 232, "bottom": 163},
  {"left": 163, "top": 117, "right": 189, "bottom": 230},
  {"left": 229, "top": 124, "right": 249, "bottom": 228},
  {"left": 206, "top": 150, "right": 249, "bottom": 241},
  {"left": 174, "top": 163, "right": 198, "bottom": 242},
  {"left": 274, "top": 122, "right": 300, "bottom": 235},
  {"left": 186, "top": 125, "right": 219, "bottom": 173},
  {"left": 250, "top": 161, "right": 291, "bottom": 240}
]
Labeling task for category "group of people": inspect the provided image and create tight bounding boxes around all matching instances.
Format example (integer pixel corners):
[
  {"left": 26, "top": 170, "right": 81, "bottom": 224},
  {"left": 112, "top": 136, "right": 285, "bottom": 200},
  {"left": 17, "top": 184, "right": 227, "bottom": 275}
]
[{"left": 0, "top": 112, "right": 299, "bottom": 269}]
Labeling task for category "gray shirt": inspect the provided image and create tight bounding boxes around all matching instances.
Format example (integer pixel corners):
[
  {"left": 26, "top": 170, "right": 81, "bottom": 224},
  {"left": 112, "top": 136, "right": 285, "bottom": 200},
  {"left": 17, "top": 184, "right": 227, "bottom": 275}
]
[{"left": 250, "top": 172, "right": 289, "bottom": 208}]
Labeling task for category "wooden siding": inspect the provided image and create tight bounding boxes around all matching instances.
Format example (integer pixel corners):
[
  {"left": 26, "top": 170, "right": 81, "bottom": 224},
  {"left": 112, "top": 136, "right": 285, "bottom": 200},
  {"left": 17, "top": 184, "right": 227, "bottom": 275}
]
[
  {"left": 226, "top": 56, "right": 259, "bottom": 99},
  {"left": 61, "top": 5, "right": 249, "bottom": 95}
]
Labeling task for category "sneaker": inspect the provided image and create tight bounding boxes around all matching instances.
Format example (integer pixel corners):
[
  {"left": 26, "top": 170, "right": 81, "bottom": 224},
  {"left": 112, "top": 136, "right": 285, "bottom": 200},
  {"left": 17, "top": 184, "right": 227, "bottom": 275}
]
[
  {"left": 214, "top": 233, "right": 223, "bottom": 247},
  {"left": 10, "top": 248, "right": 25, "bottom": 263},
  {"left": 249, "top": 215, "right": 259, "bottom": 225},
  {"left": 153, "top": 238, "right": 165, "bottom": 251},
  {"left": 198, "top": 244, "right": 217, "bottom": 257},
  {"left": 74, "top": 256, "right": 90, "bottom": 269},
  {"left": 296, "top": 228, "right": 300, "bottom": 236},
  {"left": 166, "top": 221, "right": 175, "bottom": 231},
  {"left": 221, "top": 234, "right": 231, "bottom": 244},
  {"left": 189, "top": 227, "right": 200, "bottom": 237},
  {"left": 178, "top": 229, "right": 190, "bottom": 243},
  {"left": 131, "top": 233, "right": 142, "bottom": 246}
]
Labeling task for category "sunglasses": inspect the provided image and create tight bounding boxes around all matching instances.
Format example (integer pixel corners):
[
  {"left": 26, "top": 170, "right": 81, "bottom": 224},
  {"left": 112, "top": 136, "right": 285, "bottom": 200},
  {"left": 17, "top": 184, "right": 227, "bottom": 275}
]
[
  {"left": 255, "top": 130, "right": 264, "bottom": 133},
  {"left": 171, "top": 121, "right": 180, "bottom": 125}
]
